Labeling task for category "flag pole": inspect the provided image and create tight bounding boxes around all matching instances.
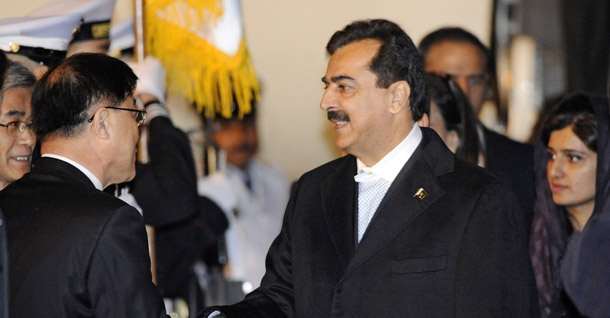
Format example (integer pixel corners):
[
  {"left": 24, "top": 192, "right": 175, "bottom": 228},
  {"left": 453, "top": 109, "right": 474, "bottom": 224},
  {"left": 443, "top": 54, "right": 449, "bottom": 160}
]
[{"left": 134, "top": 0, "right": 156, "bottom": 285}]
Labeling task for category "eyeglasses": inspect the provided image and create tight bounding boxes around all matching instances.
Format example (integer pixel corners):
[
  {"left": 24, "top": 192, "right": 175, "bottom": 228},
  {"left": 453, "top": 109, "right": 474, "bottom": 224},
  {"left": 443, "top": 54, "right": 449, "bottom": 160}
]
[
  {"left": 87, "top": 106, "right": 147, "bottom": 127},
  {"left": 0, "top": 120, "right": 34, "bottom": 137}
]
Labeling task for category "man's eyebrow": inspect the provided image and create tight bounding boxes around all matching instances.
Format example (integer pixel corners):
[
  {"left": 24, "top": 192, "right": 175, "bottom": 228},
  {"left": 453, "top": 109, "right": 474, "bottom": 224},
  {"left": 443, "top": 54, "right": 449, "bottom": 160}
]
[
  {"left": 321, "top": 75, "right": 356, "bottom": 84},
  {"left": 1, "top": 110, "right": 26, "bottom": 118}
]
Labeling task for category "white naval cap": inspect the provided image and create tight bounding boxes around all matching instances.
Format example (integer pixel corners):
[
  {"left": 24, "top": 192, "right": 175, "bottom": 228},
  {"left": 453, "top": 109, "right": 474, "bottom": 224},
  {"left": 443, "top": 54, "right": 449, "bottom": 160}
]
[
  {"left": 29, "top": 0, "right": 117, "bottom": 43},
  {"left": 0, "top": 14, "right": 81, "bottom": 65},
  {"left": 109, "top": 17, "right": 134, "bottom": 53}
]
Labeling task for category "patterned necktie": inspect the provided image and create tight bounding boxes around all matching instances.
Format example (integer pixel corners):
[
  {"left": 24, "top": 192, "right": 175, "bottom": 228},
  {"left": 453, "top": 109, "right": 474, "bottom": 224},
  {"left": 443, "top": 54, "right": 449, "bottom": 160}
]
[{"left": 356, "top": 170, "right": 391, "bottom": 242}]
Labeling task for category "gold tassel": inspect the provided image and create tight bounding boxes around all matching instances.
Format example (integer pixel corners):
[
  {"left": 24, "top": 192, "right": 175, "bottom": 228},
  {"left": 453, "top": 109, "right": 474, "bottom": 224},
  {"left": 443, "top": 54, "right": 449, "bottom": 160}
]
[{"left": 145, "top": 0, "right": 259, "bottom": 119}]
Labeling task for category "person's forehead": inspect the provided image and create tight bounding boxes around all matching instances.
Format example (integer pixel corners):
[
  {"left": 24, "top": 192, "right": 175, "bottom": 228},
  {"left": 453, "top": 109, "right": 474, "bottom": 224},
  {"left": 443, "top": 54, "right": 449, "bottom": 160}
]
[
  {"left": 424, "top": 40, "right": 486, "bottom": 72},
  {"left": 327, "top": 39, "right": 381, "bottom": 75},
  {"left": 0, "top": 88, "right": 30, "bottom": 118}
]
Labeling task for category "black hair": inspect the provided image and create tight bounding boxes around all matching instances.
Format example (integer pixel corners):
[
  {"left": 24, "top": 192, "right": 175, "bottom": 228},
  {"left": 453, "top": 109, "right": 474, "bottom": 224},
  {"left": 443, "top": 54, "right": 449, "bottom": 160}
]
[
  {"left": 0, "top": 52, "right": 6, "bottom": 84},
  {"left": 326, "top": 19, "right": 426, "bottom": 121},
  {"left": 541, "top": 91, "right": 603, "bottom": 152},
  {"left": 418, "top": 27, "right": 491, "bottom": 74},
  {"left": 31, "top": 53, "right": 137, "bottom": 141},
  {"left": 425, "top": 73, "right": 480, "bottom": 163}
]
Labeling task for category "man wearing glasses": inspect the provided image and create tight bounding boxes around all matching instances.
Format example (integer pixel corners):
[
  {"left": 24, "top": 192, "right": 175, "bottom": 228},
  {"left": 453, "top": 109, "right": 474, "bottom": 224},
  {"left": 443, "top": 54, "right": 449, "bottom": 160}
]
[
  {"left": 0, "top": 53, "right": 167, "bottom": 317},
  {"left": 0, "top": 59, "right": 36, "bottom": 191}
]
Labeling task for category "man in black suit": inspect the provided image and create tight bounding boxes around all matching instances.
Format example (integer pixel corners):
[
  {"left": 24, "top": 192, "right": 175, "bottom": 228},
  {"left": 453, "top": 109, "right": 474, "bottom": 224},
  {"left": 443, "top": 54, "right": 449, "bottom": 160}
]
[
  {"left": 0, "top": 53, "right": 167, "bottom": 317},
  {"left": 200, "top": 19, "right": 537, "bottom": 318},
  {"left": 419, "top": 27, "right": 535, "bottom": 231}
]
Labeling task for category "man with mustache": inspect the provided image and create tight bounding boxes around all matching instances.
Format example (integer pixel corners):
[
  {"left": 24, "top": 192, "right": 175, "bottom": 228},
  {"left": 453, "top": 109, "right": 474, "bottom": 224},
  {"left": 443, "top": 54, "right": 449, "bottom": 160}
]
[
  {"left": 200, "top": 19, "right": 537, "bottom": 317},
  {"left": 198, "top": 105, "right": 290, "bottom": 292}
]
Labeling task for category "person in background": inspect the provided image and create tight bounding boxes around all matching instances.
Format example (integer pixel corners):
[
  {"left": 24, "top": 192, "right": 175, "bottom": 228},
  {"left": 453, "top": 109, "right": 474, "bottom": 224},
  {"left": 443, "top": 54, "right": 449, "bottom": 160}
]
[
  {"left": 530, "top": 92, "right": 608, "bottom": 317},
  {"left": 0, "top": 14, "right": 81, "bottom": 79},
  {"left": 199, "top": 19, "right": 537, "bottom": 318},
  {"left": 198, "top": 104, "right": 290, "bottom": 292},
  {"left": 0, "top": 53, "right": 167, "bottom": 317},
  {"left": 529, "top": 91, "right": 608, "bottom": 317},
  {"left": 419, "top": 27, "right": 535, "bottom": 232},
  {"left": 129, "top": 57, "right": 228, "bottom": 312},
  {"left": 0, "top": 59, "right": 36, "bottom": 190},
  {"left": 559, "top": 93, "right": 610, "bottom": 317},
  {"left": 27, "top": 0, "right": 116, "bottom": 56},
  {"left": 418, "top": 73, "right": 481, "bottom": 165},
  {"left": 0, "top": 50, "right": 9, "bottom": 318}
]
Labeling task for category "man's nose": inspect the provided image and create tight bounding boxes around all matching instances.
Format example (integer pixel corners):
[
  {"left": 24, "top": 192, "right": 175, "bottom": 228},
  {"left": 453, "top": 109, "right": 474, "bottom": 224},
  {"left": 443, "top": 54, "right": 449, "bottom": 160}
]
[
  {"left": 320, "top": 87, "right": 336, "bottom": 111},
  {"left": 17, "top": 126, "right": 36, "bottom": 147},
  {"left": 454, "top": 76, "right": 470, "bottom": 96}
]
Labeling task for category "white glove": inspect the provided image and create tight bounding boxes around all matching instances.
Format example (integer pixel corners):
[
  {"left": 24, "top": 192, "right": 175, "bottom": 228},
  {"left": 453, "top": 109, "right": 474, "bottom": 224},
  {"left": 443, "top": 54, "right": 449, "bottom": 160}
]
[{"left": 129, "top": 56, "right": 166, "bottom": 103}]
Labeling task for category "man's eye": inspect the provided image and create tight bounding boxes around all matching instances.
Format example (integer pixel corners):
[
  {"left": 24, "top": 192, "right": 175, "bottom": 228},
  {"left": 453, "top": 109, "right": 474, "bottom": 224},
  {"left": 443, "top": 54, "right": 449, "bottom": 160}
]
[{"left": 7, "top": 121, "right": 20, "bottom": 128}]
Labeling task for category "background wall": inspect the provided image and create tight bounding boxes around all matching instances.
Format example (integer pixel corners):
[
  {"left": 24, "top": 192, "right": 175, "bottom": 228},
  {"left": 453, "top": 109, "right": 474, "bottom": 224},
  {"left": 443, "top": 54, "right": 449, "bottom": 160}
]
[{"left": 1, "top": 0, "right": 493, "bottom": 180}]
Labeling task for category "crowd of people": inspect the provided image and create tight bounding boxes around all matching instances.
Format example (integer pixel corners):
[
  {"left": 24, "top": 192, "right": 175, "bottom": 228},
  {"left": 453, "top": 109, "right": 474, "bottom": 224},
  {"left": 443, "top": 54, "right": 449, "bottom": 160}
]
[{"left": 0, "top": 2, "right": 609, "bottom": 318}]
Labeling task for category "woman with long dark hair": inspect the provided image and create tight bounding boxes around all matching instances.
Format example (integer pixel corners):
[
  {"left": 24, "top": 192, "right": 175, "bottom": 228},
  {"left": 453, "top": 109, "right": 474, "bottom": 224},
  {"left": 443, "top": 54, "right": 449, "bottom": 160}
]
[
  {"left": 529, "top": 91, "right": 609, "bottom": 317},
  {"left": 422, "top": 73, "right": 482, "bottom": 165}
]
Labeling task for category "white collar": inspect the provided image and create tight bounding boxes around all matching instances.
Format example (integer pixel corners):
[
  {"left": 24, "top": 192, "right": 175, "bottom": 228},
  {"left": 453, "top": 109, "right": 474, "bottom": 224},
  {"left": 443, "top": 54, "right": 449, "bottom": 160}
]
[
  {"left": 41, "top": 154, "right": 104, "bottom": 190},
  {"left": 355, "top": 124, "right": 422, "bottom": 183}
]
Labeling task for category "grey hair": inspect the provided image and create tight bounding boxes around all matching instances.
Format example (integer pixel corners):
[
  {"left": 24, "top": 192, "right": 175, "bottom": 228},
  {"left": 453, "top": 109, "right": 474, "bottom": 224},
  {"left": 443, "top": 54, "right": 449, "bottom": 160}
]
[{"left": 0, "top": 60, "right": 36, "bottom": 103}]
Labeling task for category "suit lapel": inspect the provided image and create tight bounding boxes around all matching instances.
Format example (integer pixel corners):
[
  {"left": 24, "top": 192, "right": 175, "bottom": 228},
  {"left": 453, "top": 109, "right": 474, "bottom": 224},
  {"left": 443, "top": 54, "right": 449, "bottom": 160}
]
[
  {"left": 344, "top": 128, "right": 454, "bottom": 276},
  {"left": 320, "top": 156, "right": 357, "bottom": 270}
]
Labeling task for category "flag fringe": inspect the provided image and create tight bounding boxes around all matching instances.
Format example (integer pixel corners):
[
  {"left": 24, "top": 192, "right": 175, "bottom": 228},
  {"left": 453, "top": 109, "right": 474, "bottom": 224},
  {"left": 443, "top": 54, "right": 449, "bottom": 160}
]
[{"left": 145, "top": 0, "right": 259, "bottom": 119}]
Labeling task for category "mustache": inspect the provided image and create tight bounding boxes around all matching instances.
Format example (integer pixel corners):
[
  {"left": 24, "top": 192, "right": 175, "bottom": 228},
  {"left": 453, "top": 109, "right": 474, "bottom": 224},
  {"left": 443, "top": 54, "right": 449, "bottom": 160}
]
[{"left": 327, "top": 110, "right": 350, "bottom": 122}]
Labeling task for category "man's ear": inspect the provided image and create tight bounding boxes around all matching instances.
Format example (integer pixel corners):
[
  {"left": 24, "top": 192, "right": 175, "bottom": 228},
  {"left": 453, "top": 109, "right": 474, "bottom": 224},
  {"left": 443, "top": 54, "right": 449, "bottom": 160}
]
[
  {"left": 417, "top": 113, "right": 430, "bottom": 127},
  {"left": 389, "top": 80, "right": 411, "bottom": 114},
  {"left": 91, "top": 108, "right": 110, "bottom": 140}
]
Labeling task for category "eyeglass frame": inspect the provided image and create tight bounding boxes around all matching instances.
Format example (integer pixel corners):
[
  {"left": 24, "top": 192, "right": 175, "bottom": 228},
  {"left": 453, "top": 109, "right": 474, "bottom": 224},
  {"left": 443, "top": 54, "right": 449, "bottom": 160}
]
[
  {"left": 87, "top": 106, "right": 147, "bottom": 127},
  {"left": 0, "top": 120, "right": 34, "bottom": 137}
]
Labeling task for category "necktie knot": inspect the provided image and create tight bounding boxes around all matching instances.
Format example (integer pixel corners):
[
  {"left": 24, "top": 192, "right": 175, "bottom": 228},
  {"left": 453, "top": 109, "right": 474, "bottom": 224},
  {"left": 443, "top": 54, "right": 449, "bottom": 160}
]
[{"left": 354, "top": 168, "right": 380, "bottom": 183}]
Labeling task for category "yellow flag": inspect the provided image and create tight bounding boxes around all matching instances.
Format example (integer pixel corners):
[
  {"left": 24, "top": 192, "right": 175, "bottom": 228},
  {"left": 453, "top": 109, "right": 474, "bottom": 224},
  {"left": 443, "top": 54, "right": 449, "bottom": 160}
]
[{"left": 145, "top": 0, "right": 259, "bottom": 119}]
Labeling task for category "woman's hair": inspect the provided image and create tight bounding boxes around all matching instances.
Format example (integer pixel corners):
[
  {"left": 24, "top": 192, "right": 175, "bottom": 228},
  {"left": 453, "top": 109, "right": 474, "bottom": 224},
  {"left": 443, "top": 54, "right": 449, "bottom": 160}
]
[
  {"left": 424, "top": 73, "right": 480, "bottom": 163},
  {"left": 541, "top": 91, "right": 600, "bottom": 152}
]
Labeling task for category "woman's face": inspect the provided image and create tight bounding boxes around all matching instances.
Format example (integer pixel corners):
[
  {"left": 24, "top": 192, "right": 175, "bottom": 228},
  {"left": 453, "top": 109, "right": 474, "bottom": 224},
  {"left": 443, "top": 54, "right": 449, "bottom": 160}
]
[{"left": 547, "top": 125, "right": 597, "bottom": 212}]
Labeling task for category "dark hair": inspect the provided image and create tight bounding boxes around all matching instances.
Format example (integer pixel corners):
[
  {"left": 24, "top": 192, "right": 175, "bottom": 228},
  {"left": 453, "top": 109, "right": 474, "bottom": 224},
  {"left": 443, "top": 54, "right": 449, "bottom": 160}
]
[
  {"left": 418, "top": 27, "right": 491, "bottom": 74},
  {"left": 326, "top": 19, "right": 426, "bottom": 121},
  {"left": 31, "top": 53, "right": 137, "bottom": 141},
  {"left": 0, "top": 52, "right": 6, "bottom": 85},
  {"left": 541, "top": 91, "right": 603, "bottom": 152},
  {"left": 425, "top": 73, "right": 480, "bottom": 163}
]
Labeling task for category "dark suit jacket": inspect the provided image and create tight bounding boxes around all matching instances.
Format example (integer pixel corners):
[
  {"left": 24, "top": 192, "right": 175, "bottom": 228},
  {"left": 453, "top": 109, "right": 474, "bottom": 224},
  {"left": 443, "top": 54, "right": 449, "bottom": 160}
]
[
  {"left": 200, "top": 128, "right": 538, "bottom": 317},
  {"left": 482, "top": 126, "right": 535, "bottom": 233},
  {"left": 128, "top": 116, "right": 228, "bottom": 301},
  {"left": 0, "top": 158, "right": 167, "bottom": 318}
]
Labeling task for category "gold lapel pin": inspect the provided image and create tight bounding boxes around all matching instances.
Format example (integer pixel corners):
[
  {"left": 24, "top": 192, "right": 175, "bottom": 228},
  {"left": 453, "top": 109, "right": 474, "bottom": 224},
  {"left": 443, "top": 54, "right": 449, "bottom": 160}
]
[{"left": 413, "top": 188, "right": 427, "bottom": 200}]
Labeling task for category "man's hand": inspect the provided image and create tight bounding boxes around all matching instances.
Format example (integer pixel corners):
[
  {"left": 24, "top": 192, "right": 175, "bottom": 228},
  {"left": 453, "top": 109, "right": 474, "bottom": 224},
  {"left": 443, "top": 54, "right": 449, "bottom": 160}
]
[{"left": 129, "top": 56, "right": 166, "bottom": 103}]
